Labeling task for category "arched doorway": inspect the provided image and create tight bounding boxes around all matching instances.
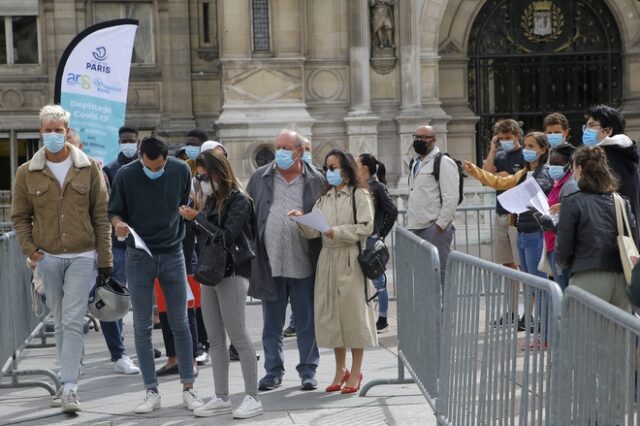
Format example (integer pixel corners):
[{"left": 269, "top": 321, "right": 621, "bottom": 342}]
[{"left": 468, "top": 0, "right": 623, "bottom": 162}]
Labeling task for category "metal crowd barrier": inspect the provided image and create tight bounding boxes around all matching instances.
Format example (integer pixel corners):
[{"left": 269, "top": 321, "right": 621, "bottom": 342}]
[
  {"left": 552, "top": 286, "right": 640, "bottom": 425},
  {"left": 0, "top": 232, "right": 59, "bottom": 395},
  {"left": 360, "top": 227, "right": 442, "bottom": 410},
  {"left": 437, "top": 251, "right": 563, "bottom": 425}
]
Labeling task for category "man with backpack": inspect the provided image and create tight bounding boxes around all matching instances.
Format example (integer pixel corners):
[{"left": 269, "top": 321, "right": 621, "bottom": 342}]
[{"left": 407, "top": 125, "right": 461, "bottom": 288}]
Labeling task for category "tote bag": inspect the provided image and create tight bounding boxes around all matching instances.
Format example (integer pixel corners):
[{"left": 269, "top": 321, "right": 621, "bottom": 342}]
[{"left": 613, "top": 192, "right": 639, "bottom": 284}]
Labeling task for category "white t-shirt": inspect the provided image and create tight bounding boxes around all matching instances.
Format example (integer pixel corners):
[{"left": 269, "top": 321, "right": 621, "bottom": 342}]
[
  {"left": 45, "top": 156, "right": 97, "bottom": 260},
  {"left": 46, "top": 156, "right": 72, "bottom": 188}
]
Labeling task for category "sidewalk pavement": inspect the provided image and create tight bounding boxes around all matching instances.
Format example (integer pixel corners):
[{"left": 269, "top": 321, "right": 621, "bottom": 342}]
[{"left": 0, "top": 301, "right": 437, "bottom": 425}]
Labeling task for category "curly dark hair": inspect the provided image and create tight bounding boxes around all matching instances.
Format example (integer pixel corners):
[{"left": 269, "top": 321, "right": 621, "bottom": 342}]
[
  {"left": 586, "top": 105, "right": 625, "bottom": 136},
  {"left": 323, "top": 149, "right": 366, "bottom": 193},
  {"left": 573, "top": 146, "right": 619, "bottom": 193}
]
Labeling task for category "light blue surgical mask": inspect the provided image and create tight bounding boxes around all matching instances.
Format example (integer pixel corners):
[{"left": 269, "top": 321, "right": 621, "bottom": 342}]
[
  {"left": 547, "top": 133, "right": 564, "bottom": 148},
  {"left": 302, "top": 152, "right": 312, "bottom": 165},
  {"left": 120, "top": 143, "right": 138, "bottom": 159},
  {"left": 275, "top": 149, "right": 295, "bottom": 170},
  {"left": 185, "top": 146, "right": 200, "bottom": 161},
  {"left": 43, "top": 132, "right": 66, "bottom": 153},
  {"left": 522, "top": 149, "right": 539, "bottom": 163},
  {"left": 582, "top": 128, "right": 599, "bottom": 146},
  {"left": 548, "top": 165, "right": 567, "bottom": 181},
  {"left": 326, "top": 169, "right": 344, "bottom": 187},
  {"left": 143, "top": 165, "right": 165, "bottom": 180},
  {"left": 500, "top": 140, "right": 515, "bottom": 152}
]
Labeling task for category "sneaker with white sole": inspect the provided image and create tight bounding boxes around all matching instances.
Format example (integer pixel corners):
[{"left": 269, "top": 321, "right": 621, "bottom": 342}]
[
  {"left": 135, "top": 390, "right": 161, "bottom": 414},
  {"left": 193, "top": 397, "right": 232, "bottom": 417},
  {"left": 232, "top": 395, "right": 263, "bottom": 419},
  {"left": 182, "top": 388, "right": 204, "bottom": 410},
  {"left": 50, "top": 387, "right": 62, "bottom": 408},
  {"left": 114, "top": 355, "right": 140, "bottom": 375},
  {"left": 61, "top": 390, "right": 81, "bottom": 413}
]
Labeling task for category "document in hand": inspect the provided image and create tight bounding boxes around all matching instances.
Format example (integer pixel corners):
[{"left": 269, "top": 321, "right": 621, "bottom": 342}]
[
  {"left": 291, "top": 210, "right": 331, "bottom": 233},
  {"left": 128, "top": 227, "right": 153, "bottom": 257},
  {"left": 497, "top": 178, "right": 549, "bottom": 215}
]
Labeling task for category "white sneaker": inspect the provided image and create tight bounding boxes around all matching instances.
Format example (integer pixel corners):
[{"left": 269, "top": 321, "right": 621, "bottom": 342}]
[
  {"left": 60, "top": 390, "right": 82, "bottom": 413},
  {"left": 134, "top": 390, "right": 161, "bottom": 414},
  {"left": 114, "top": 355, "right": 140, "bottom": 374},
  {"left": 182, "top": 388, "right": 204, "bottom": 410},
  {"left": 50, "top": 387, "right": 62, "bottom": 407},
  {"left": 193, "top": 397, "right": 232, "bottom": 417},
  {"left": 232, "top": 395, "right": 263, "bottom": 419}
]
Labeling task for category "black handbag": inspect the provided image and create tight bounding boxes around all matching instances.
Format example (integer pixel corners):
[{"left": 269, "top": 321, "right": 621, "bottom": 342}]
[
  {"left": 193, "top": 218, "right": 227, "bottom": 287},
  {"left": 351, "top": 188, "right": 389, "bottom": 302}
]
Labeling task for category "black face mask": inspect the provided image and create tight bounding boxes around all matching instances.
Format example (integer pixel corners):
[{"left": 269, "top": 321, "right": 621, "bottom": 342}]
[{"left": 413, "top": 139, "right": 429, "bottom": 156}]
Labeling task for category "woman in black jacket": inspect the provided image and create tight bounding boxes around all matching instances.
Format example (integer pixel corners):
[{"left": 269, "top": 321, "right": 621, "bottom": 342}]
[
  {"left": 556, "top": 146, "right": 637, "bottom": 311},
  {"left": 357, "top": 153, "right": 398, "bottom": 332},
  {"left": 178, "top": 150, "right": 263, "bottom": 419}
]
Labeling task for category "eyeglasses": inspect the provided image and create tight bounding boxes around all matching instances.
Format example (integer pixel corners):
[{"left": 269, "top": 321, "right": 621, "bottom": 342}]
[
  {"left": 582, "top": 124, "right": 604, "bottom": 132},
  {"left": 323, "top": 165, "right": 342, "bottom": 172},
  {"left": 195, "top": 174, "right": 210, "bottom": 183},
  {"left": 413, "top": 134, "right": 435, "bottom": 141}
]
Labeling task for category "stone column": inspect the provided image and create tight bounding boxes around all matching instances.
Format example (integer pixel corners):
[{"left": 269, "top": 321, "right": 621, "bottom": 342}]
[
  {"left": 344, "top": 0, "right": 379, "bottom": 155},
  {"left": 159, "top": 0, "right": 196, "bottom": 131}
]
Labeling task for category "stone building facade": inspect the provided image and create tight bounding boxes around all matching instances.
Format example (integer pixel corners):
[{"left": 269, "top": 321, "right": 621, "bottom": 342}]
[{"left": 1, "top": 0, "right": 640, "bottom": 192}]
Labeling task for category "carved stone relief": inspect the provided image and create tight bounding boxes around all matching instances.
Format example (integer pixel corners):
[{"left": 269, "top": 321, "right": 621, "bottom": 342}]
[{"left": 369, "top": 0, "right": 397, "bottom": 74}]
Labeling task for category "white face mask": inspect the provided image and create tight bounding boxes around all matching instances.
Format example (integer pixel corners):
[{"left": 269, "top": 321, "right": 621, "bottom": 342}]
[
  {"left": 201, "top": 181, "right": 213, "bottom": 196},
  {"left": 212, "top": 181, "right": 220, "bottom": 192}
]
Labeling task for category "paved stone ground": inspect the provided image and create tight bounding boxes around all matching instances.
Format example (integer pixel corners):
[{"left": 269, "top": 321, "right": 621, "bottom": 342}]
[{"left": 0, "top": 301, "right": 437, "bottom": 426}]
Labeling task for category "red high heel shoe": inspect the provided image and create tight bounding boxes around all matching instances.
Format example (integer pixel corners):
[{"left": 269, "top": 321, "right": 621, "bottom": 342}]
[
  {"left": 341, "top": 372, "right": 363, "bottom": 394},
  {"left": 325, "top": 370, "right": 350, "bottom": 392}
]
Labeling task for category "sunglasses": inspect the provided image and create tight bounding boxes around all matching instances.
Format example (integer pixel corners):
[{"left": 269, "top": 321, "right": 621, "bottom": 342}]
[
  {"left": 195, "top": 174, "right": 210, "bottom": 183},
  {"left": 323, "top": 165, "right": 342, "bottom": 172}
]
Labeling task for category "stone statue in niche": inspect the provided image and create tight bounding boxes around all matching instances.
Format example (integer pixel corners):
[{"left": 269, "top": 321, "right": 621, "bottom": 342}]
[
  {"left": 369, "top": 0, "right": 396, "bottom": 74},
  {"left": 370, "top": 0, "right": 395, "bottom": 48}
]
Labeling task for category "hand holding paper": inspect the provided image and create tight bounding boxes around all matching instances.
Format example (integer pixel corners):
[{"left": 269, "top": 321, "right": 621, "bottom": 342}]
[
  {"left": 128, "top": 227, "right": 153, "bottom": 257},
  {"left": 497, "top": 178, "right": 549, "bottom": 215},
  {"left": 291, "top": 210, "right": 331, "bottom": 233}
]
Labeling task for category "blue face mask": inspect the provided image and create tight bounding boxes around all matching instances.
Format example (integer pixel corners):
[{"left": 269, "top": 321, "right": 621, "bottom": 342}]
[
  {"left": 326, "top": 169, "right": 344, "bottom": 187},
  {"left": 548, "top": 165, "right": 568, "bottom": 181},
  {"left": 302, "top": 152, "right": 312, "bottom": 165},
  {"left": 582, "top": 128, "right": 599, "bottom": 146},
  {"left": 120, "top": 143, "right": 138, "bottom": 159},
  {"left": 43, "top": 132, "right": 66, "bottom": 153},
  {"left": 547, "top": 133, "right": 564, "bottom": 148},
  {"left": 522, "top": 149, "right": 539, "bottom": 163},
  {"left": 275, "top": 149, "right": 295, "bottom": 170},
  {"left": 143, "top": 165, "right": 165, "bottom": 180},
  {"left": 185, "top": 146, "right": 200, "bottom": 161},
  {"left": 500, "top": 140, "right": 515, "bottom": 152}
]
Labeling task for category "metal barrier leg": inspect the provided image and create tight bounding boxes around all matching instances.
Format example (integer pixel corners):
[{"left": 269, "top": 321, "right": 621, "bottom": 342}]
[
  {"left": 0, "top": 368, "right": 60, "bottom": 395},
  {"left": 26, "top": 322, "right": 55, "bottom": 349},
  {"left": 359, "top": 356, "right": 415, "bottom": 396}
]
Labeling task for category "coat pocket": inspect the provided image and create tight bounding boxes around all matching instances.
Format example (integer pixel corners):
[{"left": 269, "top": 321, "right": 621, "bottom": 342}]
[{"left": 27, "top": 184, "right": 51, "bottom": 208}]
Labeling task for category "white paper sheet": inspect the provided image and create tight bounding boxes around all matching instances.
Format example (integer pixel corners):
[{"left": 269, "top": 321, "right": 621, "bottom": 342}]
[
  {"left": 497, "top": 178, "right": 548, "bottom": 214},
  {"left": 528, "top": 190, "right": 550, "bottom": 215},
  {"left": 292, "top": 210, "right": 331, "bottom": 233},
  {"left": 128, "top": 227, "right": 152, "bottom": 257}
]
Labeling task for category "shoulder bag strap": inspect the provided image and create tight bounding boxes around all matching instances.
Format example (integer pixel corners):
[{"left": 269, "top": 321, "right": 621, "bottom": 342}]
[{"left": 613, "top": 192, "right": 630, "bottom": 237}]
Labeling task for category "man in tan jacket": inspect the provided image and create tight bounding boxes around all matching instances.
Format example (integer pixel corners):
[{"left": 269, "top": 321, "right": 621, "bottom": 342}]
[{"left": 11, "top": 104, "right": 112, "bottom": 414}]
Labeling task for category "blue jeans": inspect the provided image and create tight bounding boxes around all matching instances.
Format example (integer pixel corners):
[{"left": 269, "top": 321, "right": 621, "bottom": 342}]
[
  {"left": 126, "top": 246, "right": 194, "bottom": 389},
  {"left": 517, "top": 231, "right": 547, "bottom": 279},
  {"left": 518, "top": 231, "right": 549, "bottom": 340},
  {"left": 36, "top": 255, "right": 97, "bottom": 385},
  {"left": 373, "top": 274, "right": 388, "bottom": 317},
  {"left": 261, "top": 276, "right": 319, "bottom": 380},
  {"left": 549, "top": 250, "right": 570, "bottom": 291},
  {"left": 101, "top": 246, "right": 126, "bottom": 361}
]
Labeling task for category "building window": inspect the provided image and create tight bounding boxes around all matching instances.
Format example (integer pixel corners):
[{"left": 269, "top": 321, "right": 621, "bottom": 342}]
[
  {"left": 0, "top": 16, "right": 39, "bottom": 64},
  {"left": 252, "top": 0, "right": 270, "bottom": 52},
  {"left": 202, "top": 1, "right": 211, "bottom": 44},
  {"left": 94, "top": 2, "right": 154, "bottom": 65}
]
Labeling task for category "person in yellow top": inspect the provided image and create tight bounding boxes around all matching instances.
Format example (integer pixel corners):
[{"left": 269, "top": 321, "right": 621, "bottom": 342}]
[{"left": 289, "top": 149, "right": 377, "bottom": 395}]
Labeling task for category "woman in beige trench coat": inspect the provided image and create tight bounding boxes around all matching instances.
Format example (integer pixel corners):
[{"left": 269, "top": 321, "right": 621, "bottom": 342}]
[{"left": 289, "top": 149, "right": 378, "bottom": 394}]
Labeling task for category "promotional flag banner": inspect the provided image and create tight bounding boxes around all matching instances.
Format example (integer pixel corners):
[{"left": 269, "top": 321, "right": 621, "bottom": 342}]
[{"left": 54, "top": 19, "right": 138, "bottom": 165}]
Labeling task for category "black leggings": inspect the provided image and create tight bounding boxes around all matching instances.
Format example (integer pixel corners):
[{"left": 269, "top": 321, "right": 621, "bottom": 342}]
[{"left": 160, "top": 307, "right": 198, "bottom": 358}]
